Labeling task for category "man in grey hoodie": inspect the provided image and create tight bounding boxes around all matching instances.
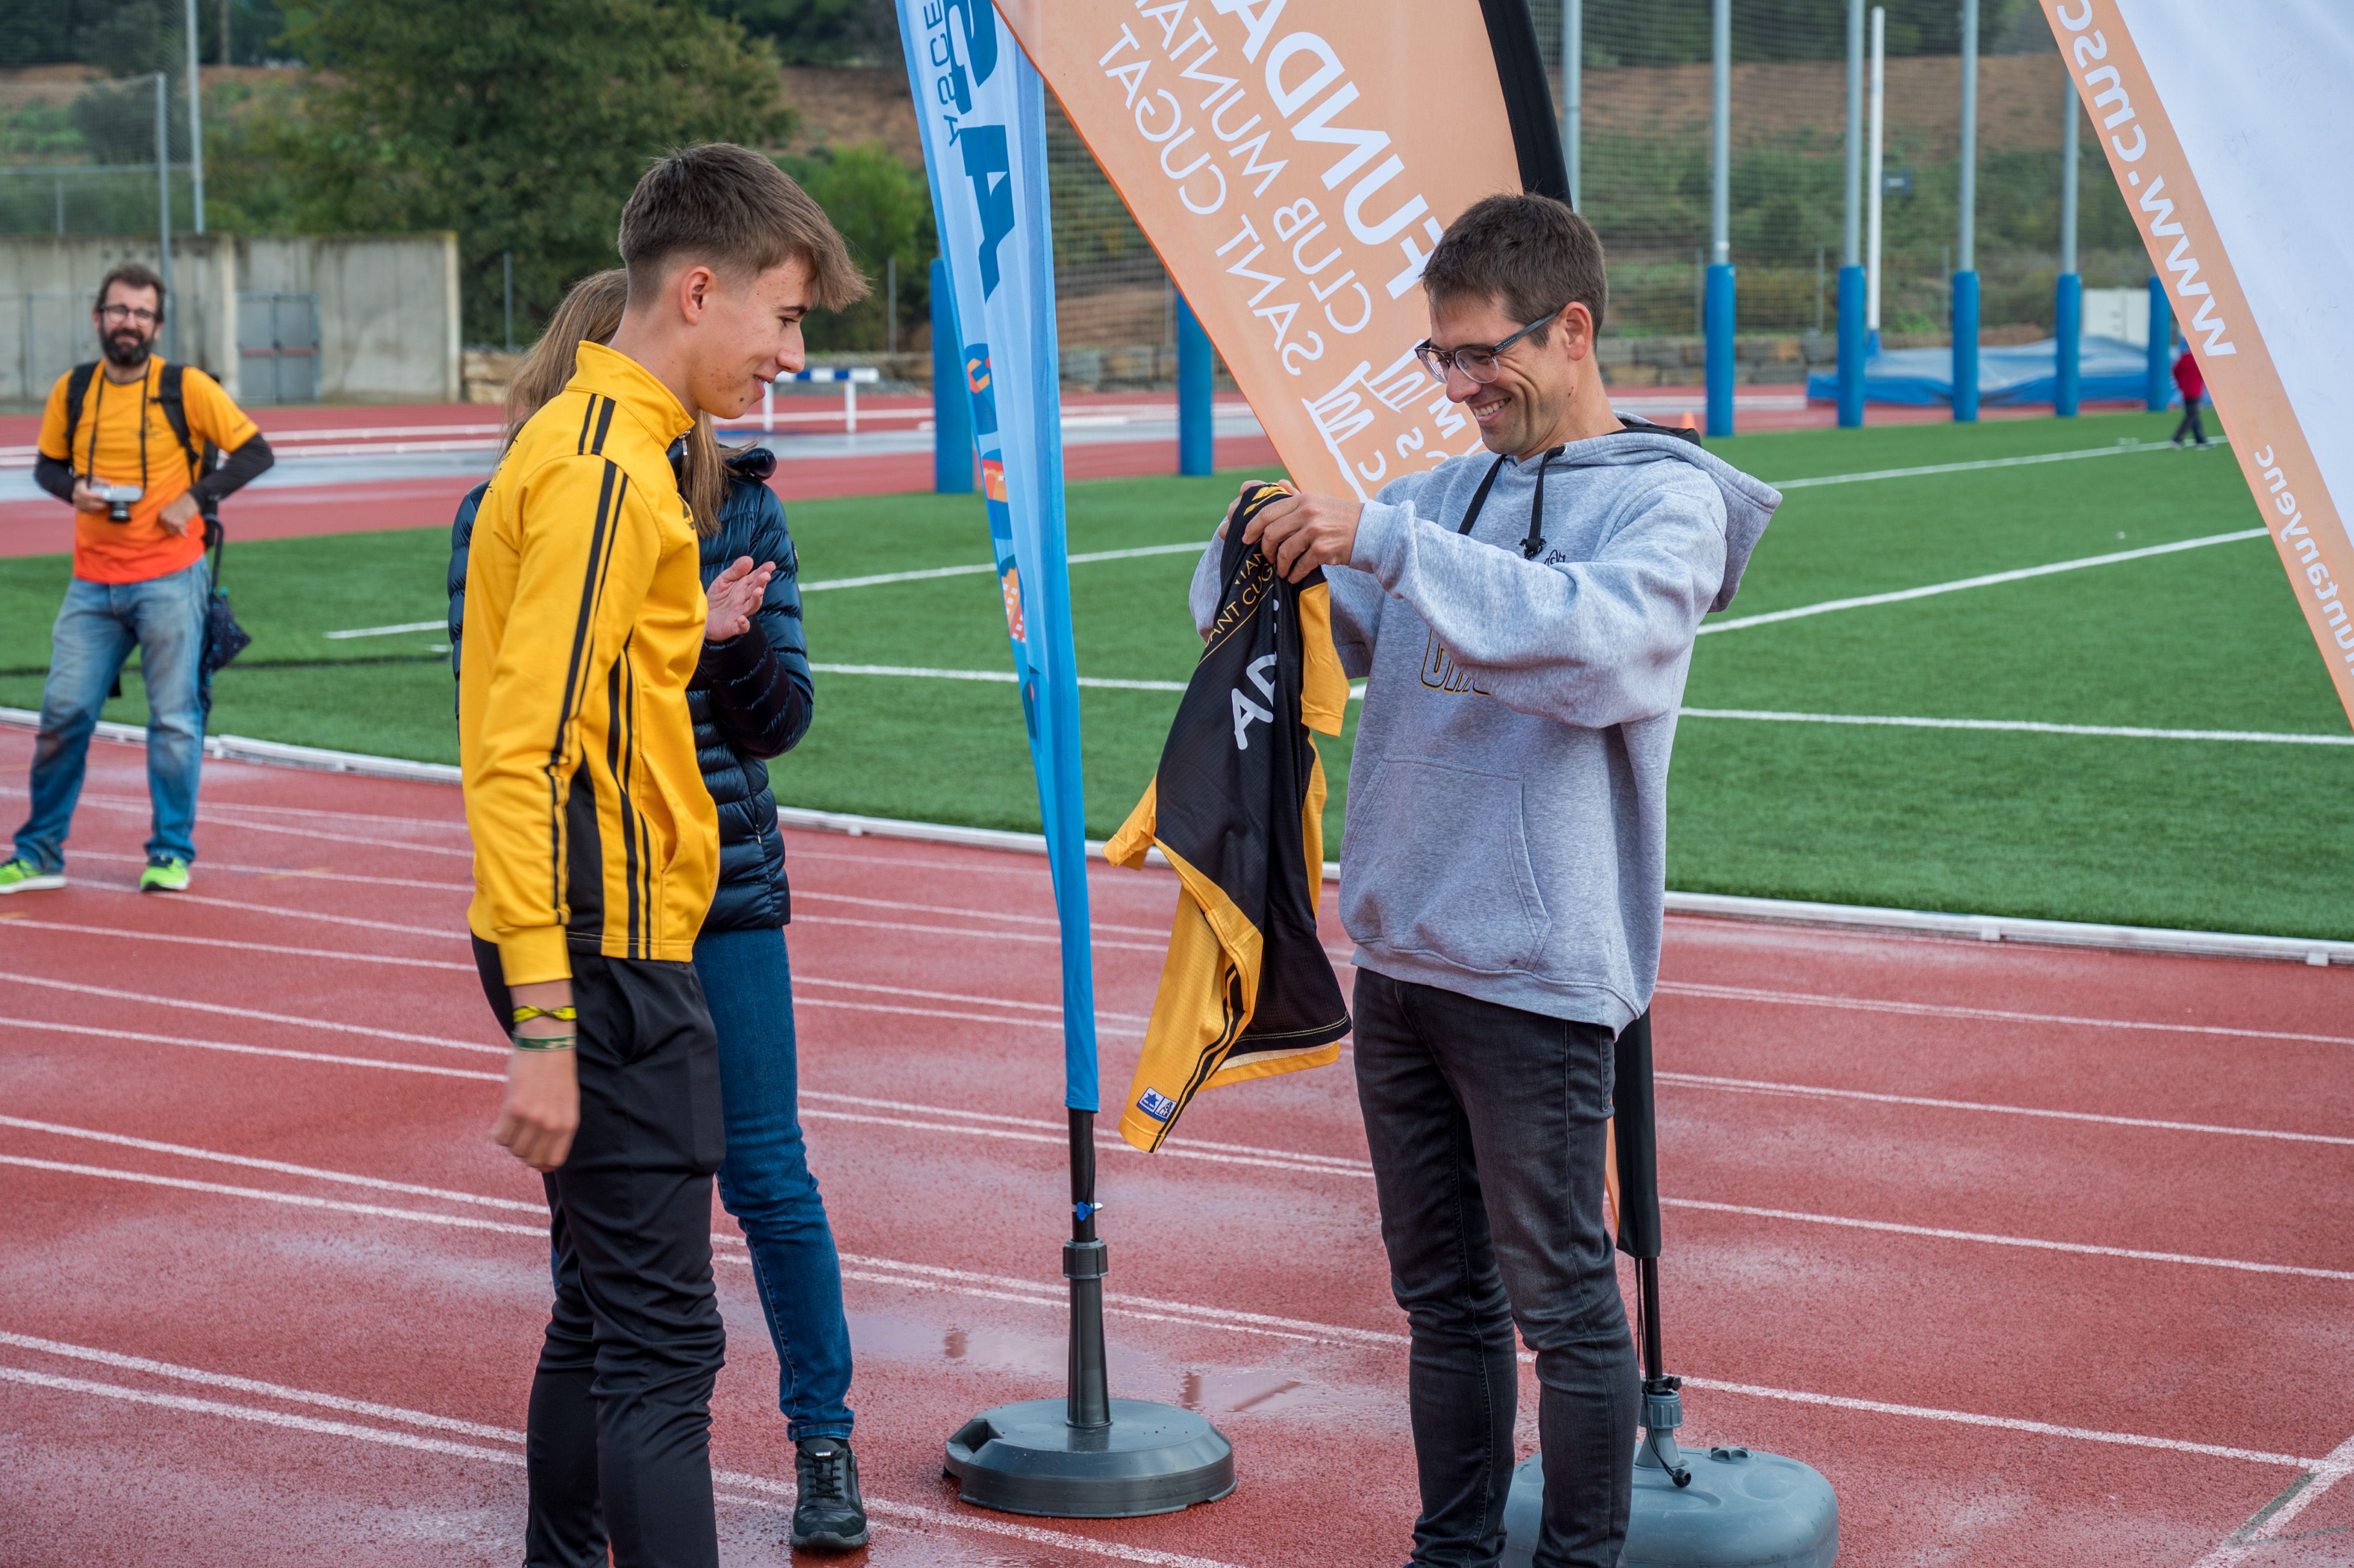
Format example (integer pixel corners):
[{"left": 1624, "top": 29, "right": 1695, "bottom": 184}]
[{"left": 1197, "top": 194, "right": 1778, "bottom": 1568}]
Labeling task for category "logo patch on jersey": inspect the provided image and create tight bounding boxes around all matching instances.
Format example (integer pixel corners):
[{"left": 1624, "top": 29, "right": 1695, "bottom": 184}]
[{"left": 1136, "top": 1087, "right": 1179, "bottom": 1122}]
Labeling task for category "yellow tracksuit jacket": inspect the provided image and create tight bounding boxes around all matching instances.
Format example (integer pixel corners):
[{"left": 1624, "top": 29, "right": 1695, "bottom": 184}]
[{"left": 460, "top": 341, "right": 718, "bottom": 985}]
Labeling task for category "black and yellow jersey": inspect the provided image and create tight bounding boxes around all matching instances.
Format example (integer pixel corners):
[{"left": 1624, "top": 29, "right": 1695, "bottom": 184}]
[
  {"left": 460, "top": 341, "right": 717, "bottom": 986},
  {"left": 1105, "top": 485, "right": 1353, "bottom": 1151}
]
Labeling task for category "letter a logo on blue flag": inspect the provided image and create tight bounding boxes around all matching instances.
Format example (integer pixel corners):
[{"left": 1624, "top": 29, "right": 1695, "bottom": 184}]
[{"left": 897, "top": 0, "right": 1100, "bottom": 1112}]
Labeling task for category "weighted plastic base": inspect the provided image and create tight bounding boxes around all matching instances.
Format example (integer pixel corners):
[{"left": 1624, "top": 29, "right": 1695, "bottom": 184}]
[
  {"left": 1502, "top": 1446, "right": 1838, "bottom": 1567},
  {"left": 944, "top": 1398, "right": 1236, "bottom": 1519}
]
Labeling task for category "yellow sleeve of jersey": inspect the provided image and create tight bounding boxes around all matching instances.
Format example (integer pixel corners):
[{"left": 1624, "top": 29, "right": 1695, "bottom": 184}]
[
  {"left": 1103, "top": 779, "right": 1159, "bottom": 869},
  {"left": 466, "top": 453, "right": 666, "bottom": 985},
  {"left": 35, "top": 372, "right": 72, "bottom": 464},
  {"left": 180, "top": 366, "right": 259, "bottom": 453},
  {"left": 1296, "top": 581, "right": 1350, "bottom": 737}
]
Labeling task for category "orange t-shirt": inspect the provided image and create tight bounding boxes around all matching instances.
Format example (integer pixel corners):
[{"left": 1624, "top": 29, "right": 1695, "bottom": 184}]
[{"left": 36, "top": 358, "right": 260, "bottom": 584}]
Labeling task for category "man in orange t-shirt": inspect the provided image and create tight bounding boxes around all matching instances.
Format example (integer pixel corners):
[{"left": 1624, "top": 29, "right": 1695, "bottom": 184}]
[{"left": 2, "top": 262, "right": 274, "bottom": 897}]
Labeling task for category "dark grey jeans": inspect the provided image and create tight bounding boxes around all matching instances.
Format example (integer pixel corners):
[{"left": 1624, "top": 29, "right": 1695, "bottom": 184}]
[{"left": 1353, "top": 969, "right": 1639, "bottom": 1568}]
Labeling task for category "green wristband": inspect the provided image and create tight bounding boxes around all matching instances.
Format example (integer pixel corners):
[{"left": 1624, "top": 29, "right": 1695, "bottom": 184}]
[{"left": 513, "top": 1033, "right": 576, "bottom": 1052}]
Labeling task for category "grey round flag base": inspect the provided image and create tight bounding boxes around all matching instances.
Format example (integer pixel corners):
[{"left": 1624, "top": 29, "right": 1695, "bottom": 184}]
[
  {"left": 944, "top": 1398, "right": 1236, "bottom": 1519},
  {"left": 1502, "top": 1446, "right": 1838, "bottom": 1567}
]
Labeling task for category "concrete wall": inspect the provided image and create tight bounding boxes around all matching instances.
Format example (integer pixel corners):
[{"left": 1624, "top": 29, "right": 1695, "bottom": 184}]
[{"left": 0, "top": 231, "right": 459, "bottom": 405}]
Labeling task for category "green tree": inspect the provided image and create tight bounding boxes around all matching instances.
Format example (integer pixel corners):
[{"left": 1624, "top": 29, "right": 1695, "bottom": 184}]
[
  {"left": 702, "top": 0, "right": 898, "bottom": 66},
  {"left": 272, "top": 0, "right": 793, "bottom": 340},
  {"left": 780, "top": 140, "right": 931, "bottom": 350}
]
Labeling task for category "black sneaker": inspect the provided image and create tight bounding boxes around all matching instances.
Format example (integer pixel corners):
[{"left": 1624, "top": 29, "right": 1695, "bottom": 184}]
[{"left": 792, "top": 1438, "right": 869, "bottom": 1552}]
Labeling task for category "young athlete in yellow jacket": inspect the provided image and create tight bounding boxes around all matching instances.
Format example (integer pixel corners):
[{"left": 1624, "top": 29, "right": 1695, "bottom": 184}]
[{"left": 461, "top": 336, "right": 717, "bottom": 983}]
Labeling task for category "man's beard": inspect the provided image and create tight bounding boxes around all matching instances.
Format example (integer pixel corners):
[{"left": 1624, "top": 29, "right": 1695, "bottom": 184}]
[{"left": 101, "top": 329, "right": 151, "bottom": 370}]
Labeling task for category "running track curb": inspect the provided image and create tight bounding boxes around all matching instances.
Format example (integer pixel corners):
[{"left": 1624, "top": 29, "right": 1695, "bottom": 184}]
[{"left": 6, "top": 707, "right": 2347, "bottom": 970}]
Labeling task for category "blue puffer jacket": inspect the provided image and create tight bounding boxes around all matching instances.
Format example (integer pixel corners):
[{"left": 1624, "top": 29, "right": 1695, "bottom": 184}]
[{"left": 447, "top": 447, "right": 814, "bottom": 931}]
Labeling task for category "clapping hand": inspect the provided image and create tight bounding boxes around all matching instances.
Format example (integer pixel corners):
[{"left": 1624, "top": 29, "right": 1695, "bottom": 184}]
[{"left": 705, "top": 556, "right": 776, "bottom": 642}]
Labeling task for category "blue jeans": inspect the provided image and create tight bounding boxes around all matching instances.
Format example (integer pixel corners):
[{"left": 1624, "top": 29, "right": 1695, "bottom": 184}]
[
  {"left": 692, "top": 924, "right": 855, "bottom": 1442},
  {"left": 14, "top": 561, "right": 209, "bottom": 872}
]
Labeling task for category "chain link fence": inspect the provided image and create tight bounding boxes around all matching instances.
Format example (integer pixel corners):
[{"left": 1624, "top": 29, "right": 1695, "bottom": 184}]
[{"left": 0, "top": 72, "right": 194, "bottom": 239}]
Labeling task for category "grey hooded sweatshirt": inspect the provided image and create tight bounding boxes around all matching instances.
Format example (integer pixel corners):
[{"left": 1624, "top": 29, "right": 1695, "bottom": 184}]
[{"left": 1192, "top": 428, "right": 1780, "bottom": 1034}]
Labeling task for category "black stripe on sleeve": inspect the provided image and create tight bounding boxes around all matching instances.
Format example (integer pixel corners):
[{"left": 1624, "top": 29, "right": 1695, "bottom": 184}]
[
  {"left": 574, "top": 396, "right": 596, "bottom": 456},
  {"left": 608, "top": 649, "right": 643, "bottom": 955},
  {"left": 542, "top": 462, "right": 621, "bottom": 917},
  {"left": 1477, "top": 0, "right": 1573, "bottom": 204},
  {"left": 590, "top": 397, "right": 617, "bottom": 456}
]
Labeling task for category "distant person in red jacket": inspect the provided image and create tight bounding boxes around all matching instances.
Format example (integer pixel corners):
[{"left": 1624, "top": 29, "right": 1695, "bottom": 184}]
[{"left": 2170, "top": 345, "right": 2212, "bottom": 448}]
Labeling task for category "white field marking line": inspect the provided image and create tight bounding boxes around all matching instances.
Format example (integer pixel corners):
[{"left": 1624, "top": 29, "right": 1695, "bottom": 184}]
[
  {"left": 0, "top": 1117, "right": 537, "bottom": 1212},
  {"left": 70, "top": 849, "right": 472, "bottom": 893},
  {"left": 10, "top": 1157, "right": 2333, "bottom": 1483},
  {"left": 0, "top": 1358, "right": 1250, "bottom": 1568},
  {"left": 1660, "top": 1070, "right": 2354, "bottom": 1149},
  {"left": 812, "top": 662, "right": 1188, "bottom": 694},
  {"left": 1761, "top": 439, "right": 2175, "bottom": 491},
  {"left": 1654, "top": 978, "right": 2354, "bottom": 1049},
  {"left": 1697, "top": 527, "right": 2269, "bottom": 635},
  {"left": 0, "top": 970, "right": 489, "bottom": 1049},
  {"left": 2193, "top": 1432, "right": 2354, "bottom": 1563},
  {"left": 1664, "top": 1196, "right": 2354, "bottom": 1283},
  {"left": 798, "top": 540, "right": 1205, "bottom": 594},
  {"left": 0, "top": 1331, "right": 525, "bottom": 1442},
  {"left": 0, "top": 1015, "right": 504, "bottom": 1079},
  {"left": 794, "top": 888, "right": 1169, "bottom": 938},
  {"left": 0, "top": 917, "right": 473, "bottom": 971},
  {"left": 1680, "top": 707, "right": 2354, "bottom": 747},
  {"left": 798, "top": 911, "right": 1166, "bottom": 953},
  {"left": 323, "top": 620, "right": 445, "bottom": 640}
]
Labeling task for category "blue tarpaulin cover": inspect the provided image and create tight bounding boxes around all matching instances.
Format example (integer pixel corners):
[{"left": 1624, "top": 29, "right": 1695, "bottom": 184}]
[{"left": 1806, "top": 335, "right": 2174, "bottom": 406}]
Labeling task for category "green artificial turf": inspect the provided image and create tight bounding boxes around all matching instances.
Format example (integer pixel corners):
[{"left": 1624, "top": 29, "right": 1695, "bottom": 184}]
[{"left": 5, "top": 410, "right": 2348, "bottom": 937}]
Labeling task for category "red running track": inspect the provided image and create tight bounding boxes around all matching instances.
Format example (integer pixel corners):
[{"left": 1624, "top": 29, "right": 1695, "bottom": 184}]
[{"left": 0, "top": 723, "right": 2348, "bottom": 1566}]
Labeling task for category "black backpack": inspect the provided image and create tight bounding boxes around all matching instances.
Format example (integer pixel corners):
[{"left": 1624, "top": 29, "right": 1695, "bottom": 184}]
[{"left": 63, "top": 360, "right": 251, "bottom": 706}]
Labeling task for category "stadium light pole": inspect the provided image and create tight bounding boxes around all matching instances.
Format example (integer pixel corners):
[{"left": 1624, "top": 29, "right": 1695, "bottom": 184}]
[
  {"left": 1175, "top": 293, "right": 1212, "bottom": 476},
  {"left": 1836, "top": 0, "right": 1866, "bottom": 426},
  {"left": 2056, "top": 82, "right": 2081, "bottom": 417},
  {"left": 1704, "top": 0, "right": 1734, "bottom": 438},
  {"left": 185, "top": 0, "right": 204, "bottom": 235},
  {"left": 155, "top": 72, "right": 176, "bottom": 364},
  {"left": 1562, "top": 0, "right": 1581, "bottom": 211},
  {"left": 1953, "top": 0, "right": 1980, "bottom": 422},
  {"left": 1866, "top": 7, "right": 1884, "bottom": 355},
  {"left": 931, "top": 256, "right": 974, "bottom": 493}
]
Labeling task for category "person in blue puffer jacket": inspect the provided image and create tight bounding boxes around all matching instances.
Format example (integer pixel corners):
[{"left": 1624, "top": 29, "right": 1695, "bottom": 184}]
[{"left": 448, "top": 269, "right": 866, "bottom": 1552}]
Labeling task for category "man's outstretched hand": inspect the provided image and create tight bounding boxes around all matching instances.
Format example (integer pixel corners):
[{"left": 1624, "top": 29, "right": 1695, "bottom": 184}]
[{"left": 705, "top": 555, "right": 776, "bottom": 642}]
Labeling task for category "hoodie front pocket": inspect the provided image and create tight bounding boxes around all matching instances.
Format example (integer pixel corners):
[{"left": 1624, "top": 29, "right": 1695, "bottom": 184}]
[{"left": 1341, "top": 756, "right": 1551, "bottom": 975}]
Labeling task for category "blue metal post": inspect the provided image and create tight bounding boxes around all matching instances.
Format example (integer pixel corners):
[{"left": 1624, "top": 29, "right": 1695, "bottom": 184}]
[
  {"left": 930, "top": 256, "right": 973, "bottom": 494},
  {"left": 1706, "top": 0, "right": 1733, "bottom": 438},
  {"left": 1952, "top": 0, "right": 1979, "bottom": 422},
  {"left": 1952, "top": 271, "right": 1980, "bottom": 422},
  {"left": 2055, "top": 273, "right": 2081, "bottom": 417},
  {"left": 1176, "top": 293, "right": 1212, "bottom": 476},
  {"left": 2146, "top": 273, "right": 2172, "bottom": 411},
  {"left": 1837, "top": 0, "right": 1864, "bottom": 426},
  {"left": 2056, "top": 76, "right": 2080, "bottom": 417}
]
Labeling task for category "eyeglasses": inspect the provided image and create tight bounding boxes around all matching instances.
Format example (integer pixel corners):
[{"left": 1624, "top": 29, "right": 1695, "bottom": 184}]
[
  {"left": 1413, "top": 307, "right": 1565, "bottom": 384},
  {"left": 99, "top": 303, "right": 160, "bottom": 326}
]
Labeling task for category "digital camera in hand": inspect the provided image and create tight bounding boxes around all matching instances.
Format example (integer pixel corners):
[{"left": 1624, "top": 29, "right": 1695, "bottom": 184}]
[{"left": 95, "top": 482, "right": 142, "bottom": 521}]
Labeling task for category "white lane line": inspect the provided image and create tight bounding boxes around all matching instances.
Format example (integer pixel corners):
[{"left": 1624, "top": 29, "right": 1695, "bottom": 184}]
[
  {"left": 1655, "top": 978, "right": 2354, "bottom": 1049},
  {"left": 0, "top": 1356, "right": 1250, "bottom": 1568},
  {"left": 60, "top": 790, "right": 465, "bottom": 833},
  {"left": 802, "top": 1092, "right": 1370, "bottom": 1171},
  {"left": 1679, "top": 707, "right": 2353, "bottom": 747},
  {"left": 0, "top": 970, "right": 490, "bottom": 1049},
  {"left": 83, "top": 885, "right": 469, "bottom": 942},
  {"left": 0, "top": 1117, "right": 535, "bottom": 1211},
  {"left": 1761, "top": 439, "right": 2173, "bottom": 490},
  {"left": 795, "top": 975, "right": 1153, "bottom": 1026},
  {"left": 1661, "top": 1070, "right": 2354, "bottom": 1148},
  {"left": 0, "top": 1016, "right": 504, "bottom": 1079},
  {"left": 795, "top": 889, "right": 1169, "bottom": 938},
  {"left": 0, "top": 788, "right": 475, "bottom": 857},
  {"left": 811, "top": 662, "right": 1188, "bottom": 694},
  {"left": 0, "top": 1155, "right": 547, "bottom": 1236},
  {"left": 799, "top": 540, "right": 1207, "bottom": 594},
  {"left": 2192, "top": 1431, "right": 2354, "bottom": 1563},
  {"left": 797, "top": 912, "right": 1166, "bottom": 954},
  {"left": 0, "top": 917, "right": 473, "bottom": 971},
  {"left": 1697, "top": 527, "right": 2269, "bottom": 636},
  {"left": 0, "top": 1330, "right": 525, "bottom": 1441},
  {"left": 5, "top": 1184, "right": 2327, "bottom": 1489},
  {"left": 1665, "top": 1196, "right": 2354, "bottom": 1283},
  {"left": 1680, "top": 1375, "right": 2316, "bottom": 1470},
  {"left": 323, "top": 620, "right": 446, "bottom": 641},
  {"left": 69, "top": 849, "right": 472, "bottom": 893}
]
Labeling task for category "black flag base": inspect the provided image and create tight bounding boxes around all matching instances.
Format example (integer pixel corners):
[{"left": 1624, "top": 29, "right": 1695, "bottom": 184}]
[{"left": 943, "top": 1111, "right": 1236, "bottom": 1519}]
